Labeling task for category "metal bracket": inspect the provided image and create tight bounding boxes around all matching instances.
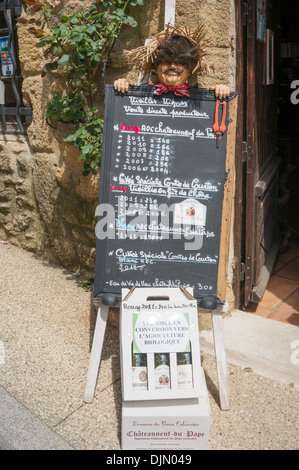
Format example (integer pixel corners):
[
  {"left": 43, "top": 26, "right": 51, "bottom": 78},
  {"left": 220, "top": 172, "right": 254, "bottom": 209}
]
[
  {"left": 242, "top": 1, "right": 248, "bottom": 26},
  {"left": 242, "top": 140, "right": 248, "bottom": 162},
  {"left": 240, "top": 262, "right": 246, "bottom": 281}
]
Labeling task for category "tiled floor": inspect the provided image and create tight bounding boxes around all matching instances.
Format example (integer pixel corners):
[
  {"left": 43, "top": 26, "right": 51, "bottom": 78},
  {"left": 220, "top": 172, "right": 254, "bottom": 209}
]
[{"left": 245, "top": 239, "right": 299, "bottom": 326}]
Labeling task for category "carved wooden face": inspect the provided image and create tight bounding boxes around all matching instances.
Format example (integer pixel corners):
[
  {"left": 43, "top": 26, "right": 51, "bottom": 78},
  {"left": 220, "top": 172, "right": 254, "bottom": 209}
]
[{"left": 156, "top": 62, "right": 191, "bottom": 86}]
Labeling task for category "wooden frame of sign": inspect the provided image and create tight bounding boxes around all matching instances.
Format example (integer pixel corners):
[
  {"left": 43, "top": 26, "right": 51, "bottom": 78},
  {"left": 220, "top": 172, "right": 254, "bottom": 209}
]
[{"left": 217, "top": 95, "right": 238, "bottom": 302}]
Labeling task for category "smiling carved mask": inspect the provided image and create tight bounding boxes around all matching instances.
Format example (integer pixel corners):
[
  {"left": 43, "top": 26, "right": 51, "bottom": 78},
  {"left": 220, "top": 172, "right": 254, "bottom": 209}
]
[
  {"left": 156, "top": 62, "right": 191, "bottom": 86},
  {"left": 123, "top": 24, "right": 210, "bottom": 84}
]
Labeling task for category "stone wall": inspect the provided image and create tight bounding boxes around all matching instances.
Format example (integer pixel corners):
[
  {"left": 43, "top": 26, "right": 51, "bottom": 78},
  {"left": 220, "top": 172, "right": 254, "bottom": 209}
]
[
  {"left": 0, "top": 136, "right": 44, "bottom": 252},
  {"left": 0, "top": 0, "right": 236, "bottom": 289}
]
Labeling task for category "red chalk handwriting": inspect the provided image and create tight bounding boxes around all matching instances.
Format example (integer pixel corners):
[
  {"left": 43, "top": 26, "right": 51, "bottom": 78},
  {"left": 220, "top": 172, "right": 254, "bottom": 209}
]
[
  {"left": 111, "top": 183, "right": 128, "bottom": 193},
  {"left": 121, "top": 122, "right": 141, "bottom": 134}
]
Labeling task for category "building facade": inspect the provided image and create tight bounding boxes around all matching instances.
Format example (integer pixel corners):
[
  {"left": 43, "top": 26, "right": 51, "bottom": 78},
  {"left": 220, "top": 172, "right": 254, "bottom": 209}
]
[{"left": 1, "top": 0, "right": 296, "bottom": 312}]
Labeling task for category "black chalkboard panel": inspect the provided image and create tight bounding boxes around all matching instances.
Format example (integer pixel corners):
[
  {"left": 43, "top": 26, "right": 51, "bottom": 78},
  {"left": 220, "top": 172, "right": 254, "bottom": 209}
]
[{"left": 94, "top": 85, "right": 236, "bottom": 306}]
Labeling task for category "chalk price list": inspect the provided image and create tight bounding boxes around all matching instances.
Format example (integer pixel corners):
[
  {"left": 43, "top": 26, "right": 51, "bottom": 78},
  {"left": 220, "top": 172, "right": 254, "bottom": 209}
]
[
  {"left": 116, "top": 133, "right": 173, "bottom": 176},
  {"left": 97, "top": 88, "right": 229, "bottom": 298}
]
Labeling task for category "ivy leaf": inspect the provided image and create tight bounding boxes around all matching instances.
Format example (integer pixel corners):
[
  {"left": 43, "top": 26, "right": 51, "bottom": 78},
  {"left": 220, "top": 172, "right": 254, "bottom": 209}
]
[
  {"left": 17, "top": 18, "right": 28, "bottom": 25},
  {"left": 87, "top": 25, "right": 96, "bottom": 34},
  {"left": 82, "top": 145, "right": 92, "bottom": 154},
  {"left": 32, "top": 1, "right": 42, "bottom": 11},
  {"left": 64, "top": 133, "right": 76, "bottom": 142},
  {"left": 50, "top": 61, "right": 58, "bottom": 70},
  {"left": 58, "top": 54, "right": 70, "bottom": 66},
  {"left": 42, "top": 63, "right": 53, "bottom": 73},
  {"left": 115, "top": 9, "right": 125, "bottom": 17},
  {"left": 34, "top": 29, "right": 45, "bottom": 38},
  {"left": 36, "top": 39, "right": 47, "bottom": 48},
  {"left": 72, "top": 33, "right": 83, "bottom": 43},
  {"left": 58, "top": 23, "right": 69, "bottom": 39},
  {"left": 124, "top": 16, "right": 137, "bottom": 27},
  {"left": 60, "top": 15, "right": 71, "bottom": 23}
]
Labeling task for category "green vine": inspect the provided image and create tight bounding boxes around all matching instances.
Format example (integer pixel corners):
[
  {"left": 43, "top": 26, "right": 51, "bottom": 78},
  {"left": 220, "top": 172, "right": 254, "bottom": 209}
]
[
  {"left": 19, "top": 0, "right": 144, "bottom": 175},
  {"left": 64, "top": 108, "right": 104, "bottom": 176}
]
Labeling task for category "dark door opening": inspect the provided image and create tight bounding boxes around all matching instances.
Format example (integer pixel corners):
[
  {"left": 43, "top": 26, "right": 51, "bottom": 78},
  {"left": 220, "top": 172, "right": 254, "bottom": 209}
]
[
  {"left": 235, "top": 0, "right": 299, "bottom": 311},
  {"left": 276, "top": 0, "right": 299, "bottom": 251},
  {"left": 235, "top": 0, "right": 284, "bottom": 309}
]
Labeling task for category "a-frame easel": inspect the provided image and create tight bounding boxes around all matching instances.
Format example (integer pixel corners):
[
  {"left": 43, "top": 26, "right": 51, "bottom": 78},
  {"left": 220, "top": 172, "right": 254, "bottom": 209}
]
[{"left": 84, "top": 0, "right": 233, "bottom": 411}]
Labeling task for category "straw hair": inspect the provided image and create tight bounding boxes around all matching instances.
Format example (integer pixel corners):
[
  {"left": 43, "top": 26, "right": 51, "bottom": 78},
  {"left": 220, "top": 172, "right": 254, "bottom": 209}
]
[{"left": 124, "top": 23, "right": 211, "bottom": 80}]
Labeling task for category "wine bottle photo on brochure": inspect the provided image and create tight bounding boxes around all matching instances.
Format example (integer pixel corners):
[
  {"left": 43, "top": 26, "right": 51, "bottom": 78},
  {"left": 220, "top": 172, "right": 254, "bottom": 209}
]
[
  {"left": 154, "top": 353, "right": 171, "bottom": 389},
  {"left": 177, "top": 350, "right": 193, "bottom": 389},
  {"left": 132, "top": 345, "right": 148, "bottom": 390}
]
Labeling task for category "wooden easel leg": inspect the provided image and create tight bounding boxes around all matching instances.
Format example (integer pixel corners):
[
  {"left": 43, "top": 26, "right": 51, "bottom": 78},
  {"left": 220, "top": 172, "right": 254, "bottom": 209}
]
[
  {"left": 212, "top": 312, "right": 230, "bottom": 411},
  {"left": 84, "top": 304, "right": 109, "bottom": 403}
]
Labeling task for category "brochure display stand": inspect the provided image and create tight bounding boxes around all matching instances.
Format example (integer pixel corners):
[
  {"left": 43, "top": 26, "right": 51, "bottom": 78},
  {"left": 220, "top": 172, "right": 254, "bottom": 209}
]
[
  {"left": 121, "top": 286, "right": 203, "bottom": 400},
  {"left": 120, "top": 286, "right": 211, "bottom": 450}
]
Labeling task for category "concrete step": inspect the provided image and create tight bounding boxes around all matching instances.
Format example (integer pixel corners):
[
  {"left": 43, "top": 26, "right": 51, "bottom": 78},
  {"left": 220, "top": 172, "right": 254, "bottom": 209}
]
[{"left": 200, "top": 310, "right": 299, "bottom": 389}]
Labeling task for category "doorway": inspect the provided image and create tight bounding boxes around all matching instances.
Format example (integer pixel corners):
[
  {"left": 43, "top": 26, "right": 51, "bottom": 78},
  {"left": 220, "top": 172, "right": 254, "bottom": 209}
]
[
  {"left": 235, "top": 0, "right": 281, "bottom": 309},
  {"left": 235, "top": 0, "right": 299, "bottom": 324},
  {"left": 276, "top": 0, "right": 299, "bottom": 246}
]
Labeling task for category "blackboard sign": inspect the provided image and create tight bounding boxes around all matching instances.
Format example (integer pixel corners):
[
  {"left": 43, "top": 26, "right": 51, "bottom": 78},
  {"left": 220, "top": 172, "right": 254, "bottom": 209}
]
[{"left": 94, "top": 85, "right": 236, "bottom": 306}]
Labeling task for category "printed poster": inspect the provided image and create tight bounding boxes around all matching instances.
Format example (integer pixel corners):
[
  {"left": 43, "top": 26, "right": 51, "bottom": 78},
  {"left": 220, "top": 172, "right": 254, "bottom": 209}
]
[
  {"left": 0, "top": 36, "right": 13, "bottom": 76},
  {"left": 133, "top": 311, "right": 190, "bottom": 354}
]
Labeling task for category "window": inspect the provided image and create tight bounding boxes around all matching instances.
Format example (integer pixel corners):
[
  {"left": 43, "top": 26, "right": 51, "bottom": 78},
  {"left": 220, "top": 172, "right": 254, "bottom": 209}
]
[{"left": 0, "top": 0, "right": 32, "bottom": 132}]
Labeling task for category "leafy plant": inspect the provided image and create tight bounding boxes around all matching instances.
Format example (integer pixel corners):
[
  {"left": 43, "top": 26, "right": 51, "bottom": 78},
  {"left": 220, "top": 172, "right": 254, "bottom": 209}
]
[
  {"left": 64, "top": 108, "right": 104, "bottom": 176},
  {"left": 46, "top": 93, "right": 85, "bottom": 123},
  {"left": 19, "top": 0, "right": 144, "bottom": 175},
  {"left": 79, "top": 277, "right": 94, "bottom": 291}
]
